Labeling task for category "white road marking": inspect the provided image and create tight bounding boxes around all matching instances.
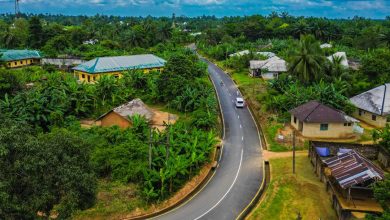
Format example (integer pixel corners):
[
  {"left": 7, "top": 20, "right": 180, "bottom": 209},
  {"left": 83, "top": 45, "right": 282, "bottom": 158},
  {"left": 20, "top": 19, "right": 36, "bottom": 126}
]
[
  {"left": 194, "top": 149, "right": 244, "bottom": 220},
  {"left": 240, "top": 124, "right": 242, "bottom": 129},
  {"left": 242, "top": 136, "right": 244, "bottom": 141},
  {"left": 238, "top": 115, "right": 240, "bottom": 119}
]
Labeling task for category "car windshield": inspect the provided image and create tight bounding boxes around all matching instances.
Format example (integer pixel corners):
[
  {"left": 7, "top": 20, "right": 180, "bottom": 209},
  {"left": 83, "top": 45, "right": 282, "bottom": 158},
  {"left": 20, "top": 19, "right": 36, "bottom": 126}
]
[{"left": 237, "top": 100, "right": 243, "bottom": 103}]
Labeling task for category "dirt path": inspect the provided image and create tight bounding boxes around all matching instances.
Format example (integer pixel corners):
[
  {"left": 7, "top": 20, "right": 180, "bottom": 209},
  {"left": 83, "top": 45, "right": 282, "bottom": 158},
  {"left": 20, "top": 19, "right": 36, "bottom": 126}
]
[{"left": 263, "top": 150, "right": 308, "bottom": 160}]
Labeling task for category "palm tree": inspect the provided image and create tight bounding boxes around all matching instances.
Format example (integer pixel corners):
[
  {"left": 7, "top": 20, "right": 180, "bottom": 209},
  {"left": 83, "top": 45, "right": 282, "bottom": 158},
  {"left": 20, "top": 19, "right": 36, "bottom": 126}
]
[
  {"left": 292, "top": 20, "right": 309, "bottom": 38},
  {"left": 379, "top": 29, "right": 390, "bottom": 48},
  {"left": 288, "top": 35, "right": 325, "bottom": 83}
]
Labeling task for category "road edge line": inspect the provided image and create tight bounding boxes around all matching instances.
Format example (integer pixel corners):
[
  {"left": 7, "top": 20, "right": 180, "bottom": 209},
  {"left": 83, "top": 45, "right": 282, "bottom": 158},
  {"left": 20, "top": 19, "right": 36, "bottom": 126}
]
[
  {"left": 125, "top": 56, "right": 226, "bottom": 220},
  {"left": 205, "top": 59, "right": 270, "bottom": 220}
]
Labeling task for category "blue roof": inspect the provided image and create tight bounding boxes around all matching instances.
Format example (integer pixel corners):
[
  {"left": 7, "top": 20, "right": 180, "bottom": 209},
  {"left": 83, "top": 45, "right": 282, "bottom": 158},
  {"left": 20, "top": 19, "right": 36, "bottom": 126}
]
[
  {"left": 0, "top": 49, "right": 42, "bottom": 61},
  {"left": 73, "top": 54, "right": 166, "bottom": 74}
]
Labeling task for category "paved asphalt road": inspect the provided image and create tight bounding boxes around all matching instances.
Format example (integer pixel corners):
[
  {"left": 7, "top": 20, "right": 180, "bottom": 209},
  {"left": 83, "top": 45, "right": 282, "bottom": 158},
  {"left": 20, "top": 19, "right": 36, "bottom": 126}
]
[{"left": 153, "top": 59, "right": 263, "bottom": 220}]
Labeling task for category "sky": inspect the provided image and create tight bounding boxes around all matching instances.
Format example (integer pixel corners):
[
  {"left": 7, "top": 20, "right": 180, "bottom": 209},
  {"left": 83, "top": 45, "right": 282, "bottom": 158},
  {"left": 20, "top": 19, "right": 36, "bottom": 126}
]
[{"left": 0, "top": 0, "right": 389, "bottom": 19}]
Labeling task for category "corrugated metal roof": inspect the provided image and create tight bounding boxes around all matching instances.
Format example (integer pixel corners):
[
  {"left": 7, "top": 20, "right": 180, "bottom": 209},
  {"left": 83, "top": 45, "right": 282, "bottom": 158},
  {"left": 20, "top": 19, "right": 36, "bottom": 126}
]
[
  {"left": 73, "top": 54, "right": 166, "bottom": 74},
  {"left": 0, "top": 49, "right": 42, "bottom": 61},
  {"left": 320, "top": 43, "right": 332, "bottom": 49},
  {"left": 350, "top": 84, "right": 390, "bottom": 116},
  {"left": 98, "top": 98, "right": 154, "bottom": 121},
  {"left": 289, "top": 100, "right": 358, "bottom": 123},
  {"left": 327, "top": 52, "right": 349, "bottom": 68},
  {"left": 324, "top": 150, "right": 384, "bottom": 189},
  {"left": 250, "top": 56, "right": 287, "bottom": 72}
]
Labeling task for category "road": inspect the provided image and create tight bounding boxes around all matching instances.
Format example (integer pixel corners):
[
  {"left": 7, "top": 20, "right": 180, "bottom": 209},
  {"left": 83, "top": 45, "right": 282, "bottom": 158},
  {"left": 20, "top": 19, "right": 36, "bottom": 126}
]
[{"left": 154, "top": 59, "right": 263, "bottom": 220}]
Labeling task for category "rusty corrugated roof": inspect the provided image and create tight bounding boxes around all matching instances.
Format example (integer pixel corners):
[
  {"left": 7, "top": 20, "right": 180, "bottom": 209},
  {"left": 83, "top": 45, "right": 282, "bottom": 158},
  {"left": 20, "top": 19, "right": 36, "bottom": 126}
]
[{"left": 323, "top": 150, "right": 384, "bottom": 189}]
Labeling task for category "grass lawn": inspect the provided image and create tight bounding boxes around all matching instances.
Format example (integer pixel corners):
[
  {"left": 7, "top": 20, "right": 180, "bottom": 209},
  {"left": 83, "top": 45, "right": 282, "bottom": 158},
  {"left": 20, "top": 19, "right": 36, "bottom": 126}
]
[
  {"left": 249, "top": 155, "right": 337, "bottom": 220},
  {"left": 73, "top": 181, "right": 147, "bottom": 220},
  {"left": 226, "top": 69, "right": 293, "bottom": 152}
]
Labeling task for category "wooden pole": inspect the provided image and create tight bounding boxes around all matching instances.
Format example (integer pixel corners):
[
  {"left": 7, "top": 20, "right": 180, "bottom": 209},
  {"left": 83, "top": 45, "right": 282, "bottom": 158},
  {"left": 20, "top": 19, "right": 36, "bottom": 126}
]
[
  {"left": 293, "top": 130, "right": 296, "bottom": 174},
  {"left": 149, "top": 127, "right": 153, "bottom": 169}
]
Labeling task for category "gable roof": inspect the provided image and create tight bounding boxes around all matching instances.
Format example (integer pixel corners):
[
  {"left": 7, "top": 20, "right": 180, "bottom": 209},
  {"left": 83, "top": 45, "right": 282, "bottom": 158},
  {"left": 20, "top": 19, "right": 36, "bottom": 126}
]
[
  {"left": 350, "top": 83, "right": 390, "bottom": 116},
  {"left": 229, "top": 50, "right": 250, "bottom": 57},
  {"left": 250, "top": 56, "right": 287, "bottom": 72},
  {"left": 0, "top": 49, "right": 41, "bottom": 61},
  {"left": 98, "top": 99, "right": 154, "bottom": 122},
  {"left": 327, "top": 52, "right": 349, "bottom": 68},
  {"left": 289, "top": 100, "right": 358, "bottom": 123},
  {"left": 324, "top": 150, "right": 384, "bottom": 189},
  {"left": 320, "top": 43, "right": 332, "bottom": 49},
  {"left": 73, "top": 54, "right": 166, "bottom": 74}
]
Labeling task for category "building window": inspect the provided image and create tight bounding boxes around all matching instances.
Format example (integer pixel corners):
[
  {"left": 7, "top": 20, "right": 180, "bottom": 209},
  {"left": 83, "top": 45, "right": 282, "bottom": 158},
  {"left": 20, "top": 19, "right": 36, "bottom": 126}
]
[
  {"left": 320, "top": 124, "right": 329, "bottom": 131},
  {"left": 294, "top": 116, "right": 297, "bottom": 124},
  {"left": 20, "top": 61, "right": 22, "bottom": 64},
  {"left": 114, "top": 74, "right": 119, "bottom": 78},
  {"left": 14, "top": 62, "right": 17, "bottom": 65},
  {"left": 81, "top": 74, "right": 85, "bottom": 79},
  {"left": 359, "top": 109, "right": 363, "bottom": 116},
  {"left": 372, "top": 114, "right": 377, "bottom": 121},
  {"left": 348, "top": 123, "right": 352, "bottom": 126},
  {"left": 87, "top": 75, "right": 91, "bottom": 82},
  {"left": 344, "top": 123, "right": 347, "bottom": 126}
]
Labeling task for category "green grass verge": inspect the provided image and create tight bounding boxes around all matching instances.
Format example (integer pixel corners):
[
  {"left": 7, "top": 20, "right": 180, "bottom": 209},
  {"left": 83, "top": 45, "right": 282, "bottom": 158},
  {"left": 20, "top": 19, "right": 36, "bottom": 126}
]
[
  {"left": 249, "top": 156, "right": 337, "bottom": 220},
  {"left": 73, "top": 181, "right": 147, "bottom": 220},
  {"left": 264, "top": 123, "right": 290, "bottom": 152}
]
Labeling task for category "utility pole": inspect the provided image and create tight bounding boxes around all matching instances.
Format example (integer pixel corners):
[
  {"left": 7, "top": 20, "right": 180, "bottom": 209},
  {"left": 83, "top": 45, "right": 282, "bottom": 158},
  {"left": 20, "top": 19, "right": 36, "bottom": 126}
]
[
  {"left": 166, "top": 113, "right": 170, "bottom": 160},
  {"left": 292, "top": 130, "right": 296, "bottom": 174},
  {"left": 14, "top": 0, "right": 20, "bottom": 18},
  {"left": 149, "top": 127, "right": 153, "bottom": 169}
]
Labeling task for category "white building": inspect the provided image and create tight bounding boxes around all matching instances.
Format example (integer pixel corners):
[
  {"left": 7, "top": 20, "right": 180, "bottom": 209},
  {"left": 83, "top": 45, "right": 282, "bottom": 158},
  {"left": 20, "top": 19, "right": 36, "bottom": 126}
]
[
  {"left": 249, "top": 56, "right": 287, "bottom": 79},
  {"left": 327, "top": 52, "right": 349, "bottom": 68}
]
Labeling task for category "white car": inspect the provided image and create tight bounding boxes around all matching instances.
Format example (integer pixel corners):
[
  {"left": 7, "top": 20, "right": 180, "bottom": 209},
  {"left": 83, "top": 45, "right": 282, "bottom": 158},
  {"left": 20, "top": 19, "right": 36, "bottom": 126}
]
[{"left": 235, "top": 97, "right": 245, "bottom": 108}]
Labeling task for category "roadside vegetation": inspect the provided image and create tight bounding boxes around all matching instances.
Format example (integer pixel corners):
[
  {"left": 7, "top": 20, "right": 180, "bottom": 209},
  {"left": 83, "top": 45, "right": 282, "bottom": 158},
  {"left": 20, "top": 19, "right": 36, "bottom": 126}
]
[
  {"left": 249, "top": 155, "right": 337, "bottom": 220},
  {"left": 1, "top": 12, "right": 390, "bottom": 219},
  {"left": 0, "top": 45, "right": 219, "bottom": 218},
  {"left": 196, "top": 15, "right": 390, "bottom": 151}
]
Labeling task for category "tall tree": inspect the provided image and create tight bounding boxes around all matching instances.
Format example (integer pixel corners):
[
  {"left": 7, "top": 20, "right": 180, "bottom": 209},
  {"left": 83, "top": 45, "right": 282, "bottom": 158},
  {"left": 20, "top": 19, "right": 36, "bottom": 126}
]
[
  {"left": 28, "top": 16, "right": 43, "bottom": 49},
  {"left": 288, "top": 35, "right": 325, "bottom": 83},
  {"left": 0, "top": 122, "right": 97, "bottom": 219}
]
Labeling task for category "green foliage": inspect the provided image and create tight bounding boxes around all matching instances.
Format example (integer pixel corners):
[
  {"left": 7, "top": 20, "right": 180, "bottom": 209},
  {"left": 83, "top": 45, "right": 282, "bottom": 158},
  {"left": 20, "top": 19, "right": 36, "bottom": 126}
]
[
  {"left": 263, "top": 78, "right": 354, "bottom": 114},
  {"left": 0, "top": 121, "right": 97, "bottom": 219},
  {"left": 0, "top": 69, "right": 22, "bottom": 97},
  {"left": 288, "top": 35, "right": 325, "bottom": 83},
  {"left": 28, "top": 16, "right": 44, "bottom": 49},
  {"left": 361, "top": 49, "right": 390, "bottom": 84},
  {"left": 373, "top": 124, "right": 390, "bottom": 152}
]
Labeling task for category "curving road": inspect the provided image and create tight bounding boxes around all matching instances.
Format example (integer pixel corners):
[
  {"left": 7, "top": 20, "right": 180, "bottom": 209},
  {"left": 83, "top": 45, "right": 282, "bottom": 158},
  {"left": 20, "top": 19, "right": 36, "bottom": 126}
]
[{"left": 153, "top": 58, "right": 263, "bottom": 220}]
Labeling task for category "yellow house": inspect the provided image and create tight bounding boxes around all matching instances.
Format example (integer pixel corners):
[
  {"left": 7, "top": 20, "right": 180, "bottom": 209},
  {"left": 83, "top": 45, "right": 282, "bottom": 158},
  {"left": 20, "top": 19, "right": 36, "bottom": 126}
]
[
  {"left": 0, "top": 49, "right": 42, "bottom": 68},
  {"left": 97, "top": 99, "right": 154, "bottom": 129},
  {"left": 289, "top": 101, "right": 359, "bottom": 139},
  {"left": 350, "top": 83, "right": 390, "bottom": 128},
  {"left": 73, "top": 54, "right": 166, "bottom": 83}
]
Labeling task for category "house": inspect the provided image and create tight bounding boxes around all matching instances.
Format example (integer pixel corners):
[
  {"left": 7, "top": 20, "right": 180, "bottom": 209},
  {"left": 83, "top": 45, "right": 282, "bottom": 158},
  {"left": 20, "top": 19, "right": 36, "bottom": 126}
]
[
  {"left": 350, "top": 84, "right": 390, "bottom": 128},
  {"left": 309, "top": 145, "right": 385, "bottom": 219},
  {"left": 320, "top": 43, "right": 332, "bottom": 49},
  {"left": 98, "top": 99, "right": 154, "bottom": 129},
  {"left": 289, "top": 101, "right": 359, "bottom": 139},
  {"left": 229, "top": 50, "right": 275, "bottom": 58},
  {"left": 0, "top": 49, "right": 42, "bottom": 68},
  {"left": 256, "top": 51, "right": 276, "bottom": 58},
  {"left": 229, "top": 50, "right": 250, "bottom": 57},
  {"left": 327, "top": 52, "right": 349, "bottom": 68},
  {"left": 249, "top": 56, "right": 287, "bottom": 79},
  {"left": 73, "top": 54, "right": 166, "bottom": 83}
]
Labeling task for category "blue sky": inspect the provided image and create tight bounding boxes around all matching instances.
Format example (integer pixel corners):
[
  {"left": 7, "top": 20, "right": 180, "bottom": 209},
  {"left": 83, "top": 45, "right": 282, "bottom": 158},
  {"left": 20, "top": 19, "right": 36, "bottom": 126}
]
[{"left": 0, "top": 0, "right": 389, "bottom": 18}]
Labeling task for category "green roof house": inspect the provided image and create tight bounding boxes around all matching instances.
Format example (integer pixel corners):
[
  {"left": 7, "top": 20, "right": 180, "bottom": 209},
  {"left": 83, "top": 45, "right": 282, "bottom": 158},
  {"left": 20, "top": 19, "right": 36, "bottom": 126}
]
[
  {"left": 73, "top": 54, "right": 166, "bottom": 83},
  {"left": 0, "top": 49, "right": 42, "bottom": 68}
]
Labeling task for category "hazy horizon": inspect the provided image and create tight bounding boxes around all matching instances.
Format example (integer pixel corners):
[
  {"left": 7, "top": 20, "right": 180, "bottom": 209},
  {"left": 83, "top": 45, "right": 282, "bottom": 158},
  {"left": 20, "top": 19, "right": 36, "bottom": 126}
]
[{"left": 0, "top": 0, "right": 389, "bottom": 19}]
